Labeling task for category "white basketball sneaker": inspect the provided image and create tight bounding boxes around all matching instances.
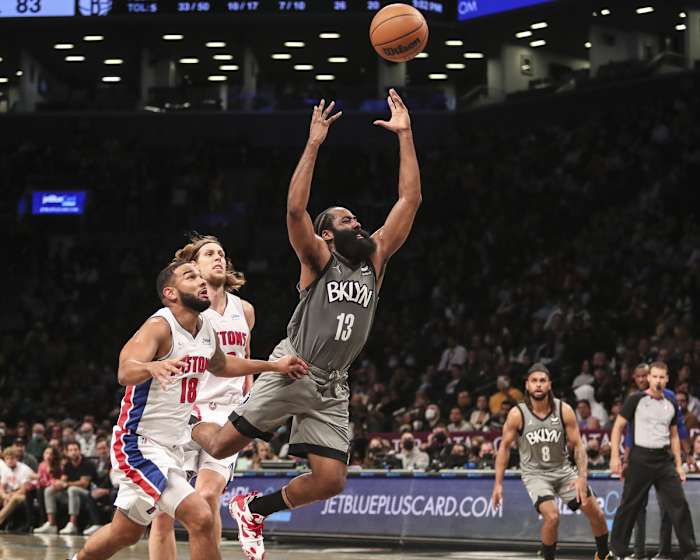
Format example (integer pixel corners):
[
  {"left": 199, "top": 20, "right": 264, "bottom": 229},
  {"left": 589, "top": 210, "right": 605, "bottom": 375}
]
[{"left": 228, "top": 492, "right": 266, "bottom": 560}]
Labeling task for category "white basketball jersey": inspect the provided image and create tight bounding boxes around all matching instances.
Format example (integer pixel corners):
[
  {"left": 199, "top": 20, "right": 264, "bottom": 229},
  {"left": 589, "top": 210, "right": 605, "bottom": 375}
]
[
  {"left": 114, "top": 307, "right": 217, "bottom": 447},
  {"left": 195, "top": 293, "right": 250, "bottom": 423}
]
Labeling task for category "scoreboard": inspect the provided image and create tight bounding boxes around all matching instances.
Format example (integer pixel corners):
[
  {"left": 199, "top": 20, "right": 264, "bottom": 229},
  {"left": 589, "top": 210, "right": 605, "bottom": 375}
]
[{"left": 0, "top": 0, "right": 449, "bottom": 17}]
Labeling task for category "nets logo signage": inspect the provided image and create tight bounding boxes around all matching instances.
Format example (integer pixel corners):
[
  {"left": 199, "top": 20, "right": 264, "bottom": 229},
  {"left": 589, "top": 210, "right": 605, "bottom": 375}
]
[
  {"left": 32, "top": 191, "right": 87, "bottom": 215},
  {"left": 457, "top": 0, "right": 554, "bottom": 21},
  {"left": 78, "top": 0, "right": 112, "bottom": 15}
]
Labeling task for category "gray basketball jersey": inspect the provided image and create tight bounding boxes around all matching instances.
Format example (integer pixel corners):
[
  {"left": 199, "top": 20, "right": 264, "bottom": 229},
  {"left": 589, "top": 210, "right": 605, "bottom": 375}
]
[
  {"left": 517, "top": 399, "right": 568, "bottom": 474},
  {"left": 287, "top": 254, "right": 378, "bottom": 372}
]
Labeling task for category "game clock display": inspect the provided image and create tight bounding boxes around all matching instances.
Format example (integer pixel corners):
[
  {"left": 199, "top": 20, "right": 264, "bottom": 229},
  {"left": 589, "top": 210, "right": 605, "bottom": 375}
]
[{"left": 0, "top": 0, "right": 448, "bottom": 17}]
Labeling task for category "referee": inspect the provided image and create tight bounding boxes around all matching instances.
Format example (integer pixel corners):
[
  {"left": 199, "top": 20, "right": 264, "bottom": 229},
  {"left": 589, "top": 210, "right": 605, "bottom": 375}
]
[{"left": 608, "top": 361, "right": 699, "bottom": 560}]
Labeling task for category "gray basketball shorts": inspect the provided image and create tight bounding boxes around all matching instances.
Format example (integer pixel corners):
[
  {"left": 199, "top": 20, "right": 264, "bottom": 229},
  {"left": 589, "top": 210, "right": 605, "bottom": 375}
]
[
  {"left": 521, "top": 466, "right": 593, "bottom": 512},
  {"left": 229, "top": 338, "right": 350, "bottom": 464}
]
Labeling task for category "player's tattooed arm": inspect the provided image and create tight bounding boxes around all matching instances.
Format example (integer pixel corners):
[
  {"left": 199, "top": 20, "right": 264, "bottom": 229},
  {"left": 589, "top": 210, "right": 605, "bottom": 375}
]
[
  {"left": 371, "top": 89, "right": 421, "bottom": 281},
  {"left": 491, "top": 407, "right": 521, "bottom": 508},
  {"left": 562, "top": 402, "right": 589, "bottom": 505},
  {"left": 118, "top": 317, "right": 186, "bottom": 390}
]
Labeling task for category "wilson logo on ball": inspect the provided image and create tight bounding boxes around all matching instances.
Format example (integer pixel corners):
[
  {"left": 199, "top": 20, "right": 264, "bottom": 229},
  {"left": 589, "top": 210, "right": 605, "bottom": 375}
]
[{"left": 383, "top": 38, "right": 422, "bottom": 57}]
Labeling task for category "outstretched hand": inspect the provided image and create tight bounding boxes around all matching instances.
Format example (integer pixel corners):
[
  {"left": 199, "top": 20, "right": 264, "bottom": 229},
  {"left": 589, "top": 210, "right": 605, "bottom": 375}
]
[
  {"left": 308, "top": 99, "right": 342, "bottom": 146},
  {"left": 373, "top": 88, "right": 411, "bottom": 134}
]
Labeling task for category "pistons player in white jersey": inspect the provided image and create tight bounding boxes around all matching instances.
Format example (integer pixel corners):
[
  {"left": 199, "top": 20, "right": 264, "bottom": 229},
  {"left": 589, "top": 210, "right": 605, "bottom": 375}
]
[
  {"left": 71, "top": 260, "right": 307, "bottom": 560},
  {"left": 149, "top": 234, "right": 255, "bottom": 560}
]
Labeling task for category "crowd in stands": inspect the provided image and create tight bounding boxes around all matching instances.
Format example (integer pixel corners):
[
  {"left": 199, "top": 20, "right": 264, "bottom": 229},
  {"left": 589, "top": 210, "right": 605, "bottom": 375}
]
[{"left": 2, "top": 70, "right": 700, "bottom": 532}]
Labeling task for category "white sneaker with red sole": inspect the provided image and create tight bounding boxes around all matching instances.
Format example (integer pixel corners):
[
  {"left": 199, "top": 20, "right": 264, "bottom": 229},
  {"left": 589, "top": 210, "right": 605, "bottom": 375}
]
[{"left": 228, "top": 492, "right": 267, "bottom": 560}]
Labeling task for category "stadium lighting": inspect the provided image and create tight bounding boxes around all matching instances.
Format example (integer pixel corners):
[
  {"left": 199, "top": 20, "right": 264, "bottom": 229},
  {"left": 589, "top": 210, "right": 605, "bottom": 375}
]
[
  {"left": 319, "top": 33, "right": 341, "bottom": 39},
  {"left": 680, "top": 11, "right": 686, "bottom": 18},
  {"left": 328, "top": 57, "right": 348, "bottom": 63},
  {"left": 315, "top": 74, "right": 335, "bottom": 81},
  {"left": 104, "top": 59, "right": 124, "bottom": 65},
  {"left": 294, "top": 64, "right": 314, "bottom": 70},
  {"left": 0, "top": 77, "right": 8, "bottom": 83},
  {"left": 530, "top": 39, "right": 546, "bottom": 47},
  {"left": 0, "top": 57, "right": 3, "bottom": 63},
  {"left": 530, "top": 21, "right": 548, "bottom": 29},
  {"left": 445, "top": 40, "right": 464, "bottom": 46},
  {"left": 464, "top": 52, "right": 484, "bottom": 59},
  {"left": 446, "top": 63, "right": 466, "bottom": 69},
  {"left": 65, "top": 55, "right": 86, "bottom": 62},
  {"left": 162, "top": 34, "right": 184, "bottom": 41},
  {"left": 208, "top": 75, "right": 227, "bottom": 81},
  {"left": 83, "top": 35, "right": 104, "bottom": 41},
  {"left": 101, "top": 76, "right": 121, "bottom": 83},
  {"left": 54, "top": 43, "right": 74, "bottom": 50},
  {"left": 600, "top": 8, "right": 610, "bottom": 15},
  {"left": 284, "top": 41, "right": 305, "bottom": 48},
  {"left": 585, "top": 41, "right": 592, "bottom": 48},
  {"left": 179, "top": 58, "right": 199, "bottom": 64},
  {"left": 206, "top": 41, "right": 226, "bottom": 48},
  {"left": 415, "top": 52, "right": 429, "bottom": 59},
  {"left": 676, "top": 24, "right": 687, "bottom": 30},
  {"left": 16, "top": 70, "right": 22, "bottom": 76},
  {"left": 213, "top": 54, "right": 233, "bottom": 61},
  {"left": 219, "top": 64, "right": 239, "bottom": 71},
  {"left": 635, "top": 6, "right": 654, "bottom": 14},
  {"left": 516, "top": 30, "right": 533, "bottom": 39},
  {"left": 271, "top": 53, "right": 292, "bottom": 60},
  {"left": 428, "top": 73, "right": 448, "bottom": 80}
]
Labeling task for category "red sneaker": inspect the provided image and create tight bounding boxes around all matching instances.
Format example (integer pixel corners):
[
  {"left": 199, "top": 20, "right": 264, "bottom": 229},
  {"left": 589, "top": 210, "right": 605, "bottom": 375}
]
[{"left": 228, "top": 492, "right": 267, "bottom": 560}]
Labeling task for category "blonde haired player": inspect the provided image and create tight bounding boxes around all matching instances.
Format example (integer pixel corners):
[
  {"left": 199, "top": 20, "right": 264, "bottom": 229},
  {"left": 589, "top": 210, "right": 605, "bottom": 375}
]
[
  {"left": 149, "top": 234, "right": 255, "bottom": 560},
  {"left": 70, "top": 260, "right": 307, "bottom": 560}
]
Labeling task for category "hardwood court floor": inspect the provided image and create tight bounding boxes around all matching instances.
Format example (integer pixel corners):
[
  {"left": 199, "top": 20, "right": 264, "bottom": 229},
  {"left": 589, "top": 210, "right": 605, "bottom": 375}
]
[{"left": 0, "top": 534, "right": 599, "bottom": 559}]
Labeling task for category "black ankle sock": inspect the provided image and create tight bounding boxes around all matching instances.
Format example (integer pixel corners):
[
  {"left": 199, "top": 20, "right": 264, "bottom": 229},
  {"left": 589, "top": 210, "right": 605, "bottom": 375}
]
[
  {"left": 595, "top": 533, "right": 609, "bottom": 557},
  {"left": 248, "top": 490, "right": 288, "bottom": 517},
  {"left": 542, "top": 543, "right": 556, "bottom": 560}
]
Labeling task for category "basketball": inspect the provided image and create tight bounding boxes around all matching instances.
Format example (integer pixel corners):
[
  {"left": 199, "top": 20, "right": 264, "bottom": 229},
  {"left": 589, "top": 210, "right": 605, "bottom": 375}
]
[{"left": 370, "top": 3, "right": 429, "bottom": 63}]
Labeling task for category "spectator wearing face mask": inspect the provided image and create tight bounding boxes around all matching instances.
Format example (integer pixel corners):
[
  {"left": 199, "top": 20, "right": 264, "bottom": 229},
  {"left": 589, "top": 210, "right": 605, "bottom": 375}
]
[
  {"left": 397, "top": 433, "right": 429, "bottom": 470},
  {"left": 586, "top": 438, "right": 608, "bottom": 470},
  {"left": 424, "top": 404, "right": 442, "bottom": 430},
  {"left": 75, "top": 423, "right": 97, "bottom": 458},
  {"left": 489, "top": 375, "right": 524, "bottom": 416},
  {"left": 27, "top": 424, "right": 48, "bottom": 463}
]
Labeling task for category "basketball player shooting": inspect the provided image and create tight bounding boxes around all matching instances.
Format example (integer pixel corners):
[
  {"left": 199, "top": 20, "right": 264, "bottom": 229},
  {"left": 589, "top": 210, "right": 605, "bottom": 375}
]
[
  {"left": 190, "top": 88, "right": 421, "bottom": 560},
  {"left": 70, "top": 261, "right": 306, "bottom": 560},
  {"left": 491, "top": 364, "right": 610, "bottom": 560}
]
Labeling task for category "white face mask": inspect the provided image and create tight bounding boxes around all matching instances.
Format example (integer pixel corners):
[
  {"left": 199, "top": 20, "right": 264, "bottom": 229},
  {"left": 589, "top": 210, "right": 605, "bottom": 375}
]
[{"left": 425, "top": 408, "right": 437, "bottom": 421}]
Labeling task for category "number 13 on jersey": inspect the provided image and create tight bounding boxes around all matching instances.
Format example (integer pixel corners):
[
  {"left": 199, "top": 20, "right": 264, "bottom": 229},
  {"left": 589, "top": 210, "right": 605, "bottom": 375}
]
[{"left": 334, "top": 313, "right": 355, "bottom": 341}]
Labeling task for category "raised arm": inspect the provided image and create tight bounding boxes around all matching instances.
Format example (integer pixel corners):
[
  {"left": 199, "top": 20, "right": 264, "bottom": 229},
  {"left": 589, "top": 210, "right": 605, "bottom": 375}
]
[
  {"left": 117, "top": 317, "right": 186, "bottom": 389},
  {"left": 286, "top": 100, "right": 339, "bottom": 283},
  {"left": 562, "top": 402, "right": 589, "bottom": 506},
  {"left": 491, "top": 406, "right": 521, "bottom": 508},
  {"left": 370, "top": 89, "right": 422, "bottom": 279}
]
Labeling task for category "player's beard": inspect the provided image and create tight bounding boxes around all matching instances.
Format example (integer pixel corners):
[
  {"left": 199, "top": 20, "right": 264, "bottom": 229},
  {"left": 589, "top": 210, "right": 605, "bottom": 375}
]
[
  {"left": 180, "top": 292, "right": 211, "bottom": 312},
  {"left": 332, "top": 227, "right": 376, "bottom": 263},
  {"left": 529, "top": 390, "right": 548, "bottom": 401}
]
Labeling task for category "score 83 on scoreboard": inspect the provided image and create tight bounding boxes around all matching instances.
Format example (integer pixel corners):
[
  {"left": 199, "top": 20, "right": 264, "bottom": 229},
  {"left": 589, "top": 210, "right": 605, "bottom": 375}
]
[{"left": 0, "top": 0, "right": 447, "bottom": 18}]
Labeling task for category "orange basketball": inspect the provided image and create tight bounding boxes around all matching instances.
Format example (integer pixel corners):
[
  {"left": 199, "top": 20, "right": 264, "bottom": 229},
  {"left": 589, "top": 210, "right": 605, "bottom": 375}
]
[{"left": 370, "top": 3, "right": 429, "bottom": 63}]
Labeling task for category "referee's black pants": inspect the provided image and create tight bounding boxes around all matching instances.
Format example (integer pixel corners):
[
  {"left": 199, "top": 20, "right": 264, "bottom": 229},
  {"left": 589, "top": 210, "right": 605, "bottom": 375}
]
[{"left": 611, "top": 446, "right": 697, "bottom": 556}]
